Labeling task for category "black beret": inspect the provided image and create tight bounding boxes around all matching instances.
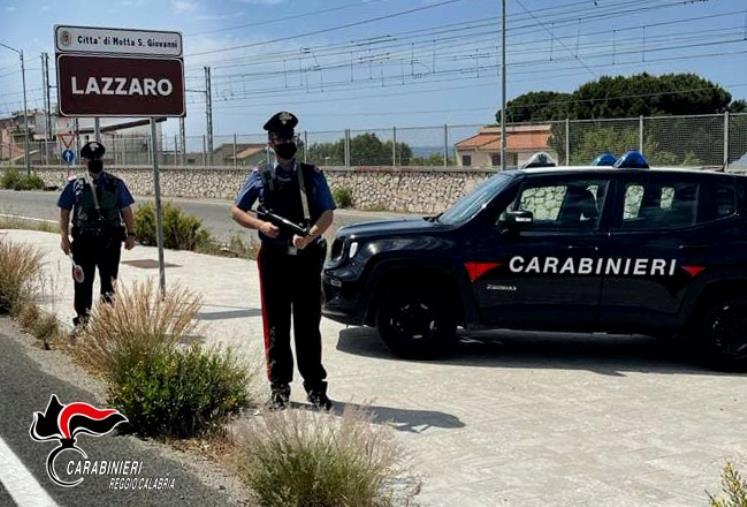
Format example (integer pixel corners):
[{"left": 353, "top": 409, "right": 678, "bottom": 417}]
[
  {"left": 80, "top": 141, "right": 106, "bottom": 160},
  {"left": 263, "top": 111, "right": 298, "bottom": 138}
]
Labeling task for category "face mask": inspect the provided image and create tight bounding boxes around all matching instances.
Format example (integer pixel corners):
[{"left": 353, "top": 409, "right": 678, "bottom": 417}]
[
  {"left": 274, "top": 142, "right": 297, "bottom": 160},
  {"left": 87, "top": 159, "right": 103, "bottom": 174}
]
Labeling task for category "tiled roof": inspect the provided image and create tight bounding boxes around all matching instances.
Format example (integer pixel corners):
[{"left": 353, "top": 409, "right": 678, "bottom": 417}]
[{"left": 456, "top": 124, "right": 552, "bottom": 152}]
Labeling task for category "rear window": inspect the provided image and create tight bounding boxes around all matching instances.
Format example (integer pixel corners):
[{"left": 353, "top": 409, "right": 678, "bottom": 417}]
[
  {"left": 699, "top": 182, "right": 737, "bottom": 222},
  {"left": 620, "top": 181, "right": 698, "bottom": 230}
]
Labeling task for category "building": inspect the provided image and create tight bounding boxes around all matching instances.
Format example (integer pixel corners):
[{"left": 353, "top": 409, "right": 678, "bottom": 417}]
[
  {"left": 455, "top": 124, "right": 558, "bottom": 168},
  {"left": 0, "top": 111, "right": 164, "bottom": 165}
]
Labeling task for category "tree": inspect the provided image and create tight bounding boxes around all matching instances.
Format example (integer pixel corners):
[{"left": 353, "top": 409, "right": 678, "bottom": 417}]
[
  {"left": 496, "top": 73, "right": 743, "bottom": 122},
  {"left": 304, "top": 133, "right": 412, "bottom": 166},
  {"left": 496, "top": 91, "right": 572, "bottom": 123}
]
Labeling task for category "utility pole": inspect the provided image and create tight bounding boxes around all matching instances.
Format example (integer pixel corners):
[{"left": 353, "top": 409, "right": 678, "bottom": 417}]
[
  {"left": 43, "top": 53, "right": 53, "bottom": 164},
  {"left": 500, "top": 0, "right": 507, "bottom": 172},
  {"left": 0, "top": 43, "right": 31, "bottom": 175},
  {"left": 204, "top": 66, "right": 213, "bottom": 165},
  {"left": 179, "top": 116, "right": 186, "bottom": 166},
  {"left": 40, "top": 53, "right": 48, "bottom": 165}
]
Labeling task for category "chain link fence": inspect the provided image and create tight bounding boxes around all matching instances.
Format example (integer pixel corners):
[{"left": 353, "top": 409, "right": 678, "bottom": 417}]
[{"left": 2, "top": 113, "right": 746, "bottom": 171}]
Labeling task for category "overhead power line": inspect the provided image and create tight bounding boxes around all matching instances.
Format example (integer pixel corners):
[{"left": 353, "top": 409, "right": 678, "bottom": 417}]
[
  {"left": 186, "top": 0, "right": 398, "bottom": 36},
  {"left": 186, "top": 0, "right": 469, "bottom": 57}
]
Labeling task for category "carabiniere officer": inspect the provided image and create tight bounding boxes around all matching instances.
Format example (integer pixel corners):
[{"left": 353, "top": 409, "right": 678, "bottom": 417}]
[
  {"left": 231, "top": 111, "right": 336, "bottom": 411},
  {"left": 58, "top": 141, "right": 136, "bottom": 331}
]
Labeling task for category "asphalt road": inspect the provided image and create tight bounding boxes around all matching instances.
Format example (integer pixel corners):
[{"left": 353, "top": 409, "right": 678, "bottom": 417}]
[
  {"left": 0, "top": 189, "right": 414, "bottom": 242},
  {"left": 0, "top": 318, "right": 230, "bottom": 506}
]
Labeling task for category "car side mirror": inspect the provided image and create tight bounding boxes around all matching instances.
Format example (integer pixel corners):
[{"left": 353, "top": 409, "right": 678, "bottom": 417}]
[{"left": 501, "top": 210, "right": 534, "bottom": 230}]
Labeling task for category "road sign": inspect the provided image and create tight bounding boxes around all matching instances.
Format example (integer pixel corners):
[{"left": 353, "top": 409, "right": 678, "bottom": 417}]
[
  {"left": 62, "top": 149, "right": 75, "bottom": 164},
  {"left": 53, "top": 24, "right": 184, "bottom": 298},
  {"left": 59, "top": 132, "right": 76, "bottom": 148},
  {"left": 56, "top": 54, "right": 185, "bottom": 117},
  {"left": 55, "top": 25, "right": 182, "bottom": 57}
]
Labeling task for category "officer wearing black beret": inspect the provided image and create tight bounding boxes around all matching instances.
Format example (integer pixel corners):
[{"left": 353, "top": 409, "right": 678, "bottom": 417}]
[
  {"left": 58, "top": 141, "right": 137, "bottom": 331},
  {"left": 231, "top": 112, "right": 336, "bottom": 410}
]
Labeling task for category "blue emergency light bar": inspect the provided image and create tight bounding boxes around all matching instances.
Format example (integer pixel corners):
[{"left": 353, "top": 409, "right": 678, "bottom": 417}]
[
  {"left": 614, "top": 150, "right": 650, "bottom": 169},
  {"left": 592, "top": 152, "right": 617, "bottom": 166}
]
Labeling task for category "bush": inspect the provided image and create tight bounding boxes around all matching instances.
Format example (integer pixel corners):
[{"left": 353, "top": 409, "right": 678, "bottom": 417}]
[
  {"left": 709, "top": 462, "right": 747, "bottom": 507},
  {"left": 1, "top": 167, "right": 21, "bottom": 189},
  {"left": 15, "top": 174, "right": 45, "bottom": 191},
  {"left": 109, "top": 344, "right": 251, "bottom": 438},
  {"left": 233, "top": 407, "right": 414, "bottom": 507},
  {"left": 0, "top": 168, "right": 44, "bottom": 190},
  {"left": 333, "top": 186, "right": 353, "bottom": 208},
  {"left": 134, "top": 202, "right": 212, "bottom": 251},
  {"left": 76, "top": 281, "right": 201, "bottom": 379},
  {"left": 0, "top": 239, "right": 43, "bottom": 313}
]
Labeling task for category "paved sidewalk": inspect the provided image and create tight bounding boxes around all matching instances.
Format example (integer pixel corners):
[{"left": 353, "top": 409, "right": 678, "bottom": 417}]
[{"left": 2, "top": 229, "right": 746, "bottom": 506}]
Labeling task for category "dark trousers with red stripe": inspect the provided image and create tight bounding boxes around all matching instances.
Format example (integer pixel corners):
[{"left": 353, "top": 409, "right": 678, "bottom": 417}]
[{"left": 257, "top": 242, "right": 327, "bottom": 394}]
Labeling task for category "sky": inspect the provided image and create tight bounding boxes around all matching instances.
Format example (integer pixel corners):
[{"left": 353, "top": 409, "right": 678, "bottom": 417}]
[{"left": 1, "top": 0, "right": 746, "bottom": 143}]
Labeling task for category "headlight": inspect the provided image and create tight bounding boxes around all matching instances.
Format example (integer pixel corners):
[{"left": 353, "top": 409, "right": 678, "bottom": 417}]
[{"left": 348, "top": 242, "right": 359, "bottom": 259}]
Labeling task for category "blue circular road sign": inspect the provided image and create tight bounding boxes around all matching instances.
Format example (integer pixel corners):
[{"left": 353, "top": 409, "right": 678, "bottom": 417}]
[{"left": 62, "top": 149, "right": 75, "bottom": 164}]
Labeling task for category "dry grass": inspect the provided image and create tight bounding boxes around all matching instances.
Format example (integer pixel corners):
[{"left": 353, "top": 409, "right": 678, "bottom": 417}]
[
  {"left": 74, "top": 280, "right": 201, "bottom": 380},
  {"left": 0, "top": 215, "right": 57, "bottom": 233},
  {"left": 709, "top": 462, "right": 747, "bottom": 507},
  {"left": 231, "top": 406, "right": 418, "bottom": 507},
  {"left": 0, "top": 238, "right": 43, "bottom": 313}
]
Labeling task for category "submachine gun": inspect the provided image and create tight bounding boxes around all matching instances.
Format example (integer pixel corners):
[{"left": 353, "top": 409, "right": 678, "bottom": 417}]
[{"left": 256, "top": 206, "right": 309, "bottom": 237}]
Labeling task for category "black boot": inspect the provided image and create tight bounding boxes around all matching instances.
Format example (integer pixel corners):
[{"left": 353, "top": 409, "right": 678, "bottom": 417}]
[
  {"left": 267, "top": 384, "right": 290, "bottom": 411},
  {"left": 305, "top": 382, "right": 332, "bottom": 411}
]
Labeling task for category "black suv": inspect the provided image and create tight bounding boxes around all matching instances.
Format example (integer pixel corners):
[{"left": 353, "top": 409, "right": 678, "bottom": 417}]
[{"left": 322, "top": 167, "right": 747, "bottom": 370}]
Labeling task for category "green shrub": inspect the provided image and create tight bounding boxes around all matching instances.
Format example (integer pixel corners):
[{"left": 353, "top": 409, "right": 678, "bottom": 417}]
[
  {"left": 0, "top": 168, "right": 45, "bottom": 190},
  {"left": 1, "top": 167, "right": 21, "bottom": 189},
  {"left": 135, "top": 202, "right": 212, "bottom": 251},
  {"left": 0, "top": 239, "right": 43, "bottom": 313},
  {"left": 233, "top": 407, "right": 415, "bottom": 507},
  {"left": 332, "top": 186, "right": 353, "bottom": 208},
  {"left": 15, "top": 174, "right": 45, "bottom": 191},
  {"left": 709, "top": 462, "right": 747, "bottom": 507},
  {"left": 109, "top": 344, "right": 251, "bottom": 438}
]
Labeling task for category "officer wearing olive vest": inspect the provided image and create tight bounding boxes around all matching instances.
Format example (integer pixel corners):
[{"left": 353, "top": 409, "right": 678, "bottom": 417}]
[
  {"left": 58, "top": 141, "right": 136, "bottom": 330},
  {"left": 231, "top": 112, "right": 336, "bottom": 411}
]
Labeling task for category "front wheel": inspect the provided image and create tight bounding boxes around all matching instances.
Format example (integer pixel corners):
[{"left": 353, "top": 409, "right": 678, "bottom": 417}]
[
  {"left": 699, "top": 298, "right": 747, "bottom": 371},
  {"left": 376, "top": 287, "right": 457, "bottom": 358}
]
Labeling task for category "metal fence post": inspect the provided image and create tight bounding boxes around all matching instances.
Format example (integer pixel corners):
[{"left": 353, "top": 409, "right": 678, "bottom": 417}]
[
  {"left": 724, "top": 111, "right": 730, "bottom": 169},
  {"left": 392, "top": 126, "right": 397, "bottom": 168},
  {"left": 565, "top": 118, "right": 570, "bottom": 166},
  {"left": 345, "top": 129, "right": 351, "bottom": 169},
  {"left": 173, "top": 134, "right": 178, "bottom": 166},
  {"left": 202, "top": 135, "right": 207, "bottom": 167},
  {"left": 443, "top": 124, "right": 448, "bottom": 168},
  {"left": 639, "top": 115, "right": 644, "bottom": 153},
  {"left": 233, "top": 133, "right": 238, "bottom": 169},
  {"left": 111, "top": 134, "right": 116, "bottom": 166}
]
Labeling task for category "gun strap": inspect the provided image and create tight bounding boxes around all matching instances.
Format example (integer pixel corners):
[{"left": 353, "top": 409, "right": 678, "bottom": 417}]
[
  {"left": 260, "top": 164, "right": 275, "bottom": 192},
  {"left": 80, "top": 175, "right": 101, "bottom": 212},
  {"left": 296, "top": 162, "right": 311, "bottom": 223}
]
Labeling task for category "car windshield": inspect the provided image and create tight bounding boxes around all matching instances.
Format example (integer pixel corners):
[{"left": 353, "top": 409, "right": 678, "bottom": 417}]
[{"left": 438, "top": 173, "right": 513, "bottom": 225}]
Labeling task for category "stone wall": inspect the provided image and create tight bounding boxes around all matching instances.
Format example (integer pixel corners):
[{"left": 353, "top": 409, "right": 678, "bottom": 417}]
[{"left": 3, "top": 165, "right": 496, "bottom": 213}]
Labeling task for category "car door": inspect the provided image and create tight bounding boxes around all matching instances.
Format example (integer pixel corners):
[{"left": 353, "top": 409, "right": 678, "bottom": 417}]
[
  {"left": 468, "top": 173, "right": 611, "bottom": 330},
  {"left": 599, "top": 171, "right": 728, "bottom": 332}
]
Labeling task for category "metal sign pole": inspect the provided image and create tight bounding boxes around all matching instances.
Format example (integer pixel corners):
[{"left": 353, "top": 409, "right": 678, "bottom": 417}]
[
  {"left": 500, "top": 0, "right": 507, "bottom": 172},
  {"left": 150, "top": 118, "right": 166, "bottom": 298}
]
